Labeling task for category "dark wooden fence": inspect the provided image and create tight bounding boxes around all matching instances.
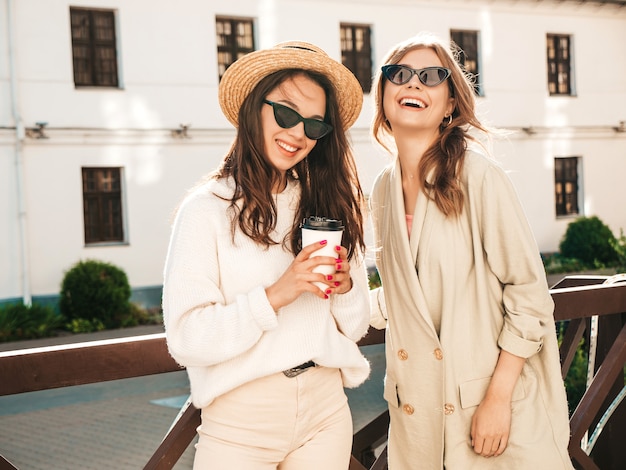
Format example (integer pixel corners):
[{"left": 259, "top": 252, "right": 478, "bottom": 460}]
[
  {"left": 1, "top": 274, "right": 624, "bottom": 470},
  {"left": 550, "top": 274, "right": 626, "bottom": 470}
]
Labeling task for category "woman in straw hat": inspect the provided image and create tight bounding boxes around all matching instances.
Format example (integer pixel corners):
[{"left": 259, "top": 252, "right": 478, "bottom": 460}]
[
  {"left": 368, "top": 32, "right": 573, "bottom": 469},
  {"left": 162, "top": 41, "right": 370, "bottom": 469}
]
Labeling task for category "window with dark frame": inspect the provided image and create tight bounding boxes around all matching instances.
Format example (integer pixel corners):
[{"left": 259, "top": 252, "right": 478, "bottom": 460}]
[
  {"left": 70, "top": 8, "right": 119, "bottom": 88},
  {"left": 82, "top": 167, "right": 125, "bottom": 244},
  {"left": 340, "top": 24, "right": 372, "bottom": 93},
  {"left": 547, "top": 34, "right": 572, "bottom": 95},
  {"left": 554, "top": 157, "right": 580, "bottom": 217},
  {"left": 450, "top": 29, "right": 482, "bottom": 96},
  {"left": 216, "top": 17, "right": 255, "bottom": 80}
]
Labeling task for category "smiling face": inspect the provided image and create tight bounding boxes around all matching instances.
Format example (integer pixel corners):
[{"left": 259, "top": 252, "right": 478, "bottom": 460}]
[
  {"left": 261, "top": 74, "right": 327, "bottom": 184},
  {"left": 382, "top": 47, "right": 455, "bottom": 142}
]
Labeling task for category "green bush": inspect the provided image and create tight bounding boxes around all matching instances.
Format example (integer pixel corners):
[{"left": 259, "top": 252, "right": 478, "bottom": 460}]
[
  {"left": 65, "top": 317, "right": 106, "bottom": 334},
  {"left": 542, "top": 252, "right": 588, "bottom": 274},
  {"left": 368, "top": 268, "right": 381, "bottom": 289},
  {"left": 60, "top": 259, "right": 131, "bottom": 329},
  {"left": 559, "top": 216, "right": 618, "bottom": 266},
  {"left": 0, "top": 303, "right": 65, "bottom": 342},
  {"left": 611, "top": 229, "right": 626, "bottom": 273},
  {"left": 119, "top": 303, "right": 163, "bottom": 328},
  {"left": 564, "top": 343, "right": 588, "bottom": 414},
  {"left": 557, "top": 321, "right": 588, "bottom": 414}
]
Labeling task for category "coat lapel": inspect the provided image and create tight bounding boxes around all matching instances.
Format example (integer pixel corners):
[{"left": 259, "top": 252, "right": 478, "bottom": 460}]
[{"left": 385, "top": 159, "right": 437, "bottom": 335}]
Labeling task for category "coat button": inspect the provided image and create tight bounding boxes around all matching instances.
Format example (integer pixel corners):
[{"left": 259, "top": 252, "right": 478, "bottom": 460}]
[
  {"left": 397, "top": 349, "right": 409, "bottom": 360},
  {"left": 403, "top": 404, "right": 414, "bottom": 415},
  {"left": 433, "top": 348, "right": 443, "bottom": 360},
  {"left": 444, "top": 403, "right": 455, "bottom": 415}
]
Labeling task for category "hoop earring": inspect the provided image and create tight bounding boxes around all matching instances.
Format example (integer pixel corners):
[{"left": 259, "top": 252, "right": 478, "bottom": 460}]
[{"left": 443, "top": 114, "right": 453, "bottom": 127}]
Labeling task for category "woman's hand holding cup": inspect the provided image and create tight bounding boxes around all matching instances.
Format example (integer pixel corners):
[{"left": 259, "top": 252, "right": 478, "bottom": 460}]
[
  {"left": 300, "top": 217, "right": 344, "bottom": 291},
  {"left": 265, "top": 240, "right": 339, "bottom": 311}
]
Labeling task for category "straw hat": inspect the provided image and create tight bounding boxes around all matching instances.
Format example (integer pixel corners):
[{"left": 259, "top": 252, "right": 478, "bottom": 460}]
[{"left": 218, "top": 41, "right": 363, "bottom": 131}]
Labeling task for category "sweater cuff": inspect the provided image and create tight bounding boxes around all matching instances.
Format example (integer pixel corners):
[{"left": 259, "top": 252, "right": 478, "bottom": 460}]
[
  {"left": 332, "top": 281, "right": 364, "bottom": 309},
  {"left": 498, "top": 327, "right": 543, "bottom": 358},
  {"left": 249, "top": 286, "right": 279, "bottom": 331}
]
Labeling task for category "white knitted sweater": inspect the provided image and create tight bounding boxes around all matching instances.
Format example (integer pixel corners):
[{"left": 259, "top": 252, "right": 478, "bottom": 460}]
[{"left": 162, "top": 177, "right": 371, "bottom": 409}]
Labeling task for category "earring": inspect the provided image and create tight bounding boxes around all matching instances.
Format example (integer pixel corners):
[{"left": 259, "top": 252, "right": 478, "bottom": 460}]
[{"left": 443, "top": 114, "right": 453, "bottom": 127}]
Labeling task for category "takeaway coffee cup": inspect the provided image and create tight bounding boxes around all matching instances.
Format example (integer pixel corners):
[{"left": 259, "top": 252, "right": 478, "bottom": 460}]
[{"left": 301, "top": 216, "right": 344, "bottom": 291}]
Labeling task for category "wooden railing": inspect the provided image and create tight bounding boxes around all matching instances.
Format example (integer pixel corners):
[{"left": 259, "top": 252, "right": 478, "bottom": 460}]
[
  {"left": 1, "top": 275, "right": 624, "bottom": 470},
  {"left": 550, "top": 274, "right": 626, "bottom": 470}
]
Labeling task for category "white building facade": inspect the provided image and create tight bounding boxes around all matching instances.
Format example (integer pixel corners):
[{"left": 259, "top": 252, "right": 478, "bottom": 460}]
[{"left": 1, "top": 0, "right": 625, "bottom": 307}]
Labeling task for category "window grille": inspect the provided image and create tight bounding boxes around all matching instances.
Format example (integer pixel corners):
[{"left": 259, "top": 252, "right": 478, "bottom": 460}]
[
  {"left": 70, "top": 8, "right": 119, "bottom": 87},
  {"left": 555, "top": 157, "right": 580, "bottom": 216},
  {"left": 547, "top": 34, "right": 572, "bottom": 95},
  {"left": 216, "top": 17, "right": 255, "bottom": 80},
  {"left": 82, "top": 167, "right": 125, "bottom": 243},
  {"left": 451, "top": 29, "right": 482, "bottom": 96},
  {"left": 340, "top": 24, "right": 372, "bottom": 93}
]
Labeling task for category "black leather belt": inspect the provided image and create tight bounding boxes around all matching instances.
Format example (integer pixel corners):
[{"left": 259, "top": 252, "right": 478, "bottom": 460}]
[{"left": 283, "top": 360, "right": 316, "bottom": 378}]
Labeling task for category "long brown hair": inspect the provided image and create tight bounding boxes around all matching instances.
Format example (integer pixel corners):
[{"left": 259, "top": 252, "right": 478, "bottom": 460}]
[
  {"left": 214, "top": 69, "right": 365, "bottom": 260},
  {"left": 372, "top": 32, "right": 489, "bottom": 217}
]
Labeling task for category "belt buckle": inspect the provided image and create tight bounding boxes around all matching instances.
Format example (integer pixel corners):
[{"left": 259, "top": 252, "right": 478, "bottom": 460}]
[{"left": 282, "top": 361, "right": 315, "bottom": 378}]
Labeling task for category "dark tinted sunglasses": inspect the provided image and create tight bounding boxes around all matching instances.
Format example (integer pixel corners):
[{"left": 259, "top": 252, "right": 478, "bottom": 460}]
[
  {"left": 263, "top": 100, "right": 333, "bottom": 140},
  {"left": 381, "top": 65, "right": 451, "bottom": 87}
]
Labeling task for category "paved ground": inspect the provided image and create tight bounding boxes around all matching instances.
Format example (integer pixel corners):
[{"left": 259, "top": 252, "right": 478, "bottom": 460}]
[{"left": 0, "top": 325, "right": 386, "bottom": 470}]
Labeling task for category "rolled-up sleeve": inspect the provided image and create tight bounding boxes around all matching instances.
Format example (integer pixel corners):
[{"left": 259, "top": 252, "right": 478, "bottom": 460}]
[{"left": 480, "top": 164, "right": 555, "bottom": 358}]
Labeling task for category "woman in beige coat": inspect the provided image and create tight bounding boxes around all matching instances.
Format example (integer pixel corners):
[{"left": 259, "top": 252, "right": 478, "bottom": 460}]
[{"left": 368, "top": 32, "right": 574, "bottom": 469}]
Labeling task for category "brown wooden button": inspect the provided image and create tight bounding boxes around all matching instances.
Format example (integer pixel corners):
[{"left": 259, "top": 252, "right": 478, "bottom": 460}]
[
  {"left": 434, "top": 348, "right": 443, "bottom": 360},
  {"left": 403, "top": 404, "right": 414, "bottom": 415},
  {"left": 397, "top": 349, "right": 409, "bottom": 360},
  {"left": 444, "top": 403, "right": 455, "bottom": 415}
]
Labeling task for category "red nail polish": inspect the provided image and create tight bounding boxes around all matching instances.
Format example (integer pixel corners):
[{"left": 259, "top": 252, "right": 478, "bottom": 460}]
[
  {"left": 327, "top": 275, "right": 333, "bottom": 281},
  {"left": 324, "top": 294, "right": 329, "bottom": 299},
  {"left": 325, "top": 289, "right": 332, "bottom": 295},
  {"left": 320, "top": 240, "right": 328, "bottom": 245},
  {"left": 334, "top": 282, "right": 340, "bottom": 287},
  {"left": 335, "top": 245, "right": 341, "bottom": 251}
]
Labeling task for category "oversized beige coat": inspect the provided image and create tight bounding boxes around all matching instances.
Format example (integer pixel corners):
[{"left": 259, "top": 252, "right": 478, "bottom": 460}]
[{"left": 369, "top": 151, "right": 574, "bottom": 469}]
